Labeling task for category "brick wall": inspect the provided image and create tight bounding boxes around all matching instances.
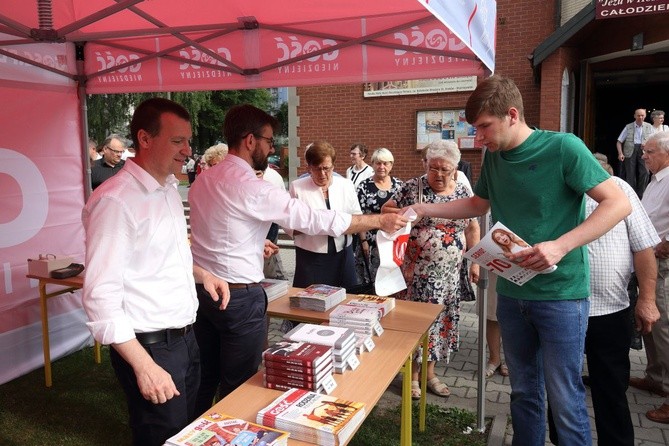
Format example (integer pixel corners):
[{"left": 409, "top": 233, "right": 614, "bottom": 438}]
[{"left": 296, "top": 0, "right": 559, "bottom": 185}]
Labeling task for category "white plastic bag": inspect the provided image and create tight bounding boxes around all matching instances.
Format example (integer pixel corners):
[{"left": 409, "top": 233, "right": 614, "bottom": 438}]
[{"left": 374, "top": 208, "right": 417, "bottom": 296}]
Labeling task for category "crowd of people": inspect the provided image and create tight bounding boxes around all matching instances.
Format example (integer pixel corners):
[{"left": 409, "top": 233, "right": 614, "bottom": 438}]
[{"left": 81, "top": 77, "right": 669, "bottom": 446}]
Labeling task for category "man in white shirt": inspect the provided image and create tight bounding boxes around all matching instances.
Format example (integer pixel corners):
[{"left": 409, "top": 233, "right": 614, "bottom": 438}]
[
  {"left": 636, "top": 131, "right": 669, "bottom": 423},
  {"left": 616, "top": 108, "right": 654, "bottom": 197},
  {"left": 188, "top": 104, "right": 408, "bottom": 412},
  {"left": 83, "top": 98, "right": 228, "bottom": 446}
]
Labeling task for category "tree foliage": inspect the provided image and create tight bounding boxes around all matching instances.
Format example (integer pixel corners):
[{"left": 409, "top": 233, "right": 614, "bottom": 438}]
[{"left": 86, "top": 89, "right": 278, "bottom": 154}]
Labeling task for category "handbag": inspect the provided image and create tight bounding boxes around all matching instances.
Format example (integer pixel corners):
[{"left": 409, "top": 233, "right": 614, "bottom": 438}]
[{"left": 345, "top": 235, "right": 376, "bottom": 295}]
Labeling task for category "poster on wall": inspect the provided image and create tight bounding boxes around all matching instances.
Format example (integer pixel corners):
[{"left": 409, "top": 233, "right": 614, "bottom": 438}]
[
  {"left": 364, "top": 76, "right": 477, "bottom": 98},
  {"left": 416, "top": 109, "right": 478, "bottom": 151}
]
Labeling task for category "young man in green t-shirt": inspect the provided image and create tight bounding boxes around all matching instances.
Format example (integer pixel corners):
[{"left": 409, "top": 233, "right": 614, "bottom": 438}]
[{"left": 407, "top": 75, "right": 631, "bottom": 445}]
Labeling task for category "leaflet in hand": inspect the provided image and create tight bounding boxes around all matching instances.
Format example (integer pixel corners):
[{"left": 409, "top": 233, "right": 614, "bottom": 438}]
[{"left": 463, "top": 221, "right": 556, "bottom": 286}]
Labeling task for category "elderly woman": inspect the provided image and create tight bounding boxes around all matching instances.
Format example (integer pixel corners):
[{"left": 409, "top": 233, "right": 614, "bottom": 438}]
[
  {"left": 650, "top": 109, "right": 669, "bottom": 134},
  {"left": 383, "top": 140, "right": 480, "bottom": 398},
  {"left": 289, "top": 140, "right": 362, "bottom": 289},
  {"left": 202, "top": 143, "right": 229, "bottom": 169},
  {"left": 355, "top": 148, "right": 404, "bottom": 282}
]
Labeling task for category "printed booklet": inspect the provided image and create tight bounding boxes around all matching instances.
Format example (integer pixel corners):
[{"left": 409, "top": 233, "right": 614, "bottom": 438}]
[
  {"left": 165, "top": 411, "right": 289, "bottom": 446},
  {"left": 463, "top": 221, "right": 557, "bottom": 286},
  {"left": 257, "top": 388, "right": 366, "bottom": 446}
]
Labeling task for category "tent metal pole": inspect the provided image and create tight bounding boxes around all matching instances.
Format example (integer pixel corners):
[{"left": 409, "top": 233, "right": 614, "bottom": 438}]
[
  {"left": 76, "top": 42, "right": 92, "bottom": 201},
  {"left": 476, "top": 265, "right": 489, "bottom": 431}
]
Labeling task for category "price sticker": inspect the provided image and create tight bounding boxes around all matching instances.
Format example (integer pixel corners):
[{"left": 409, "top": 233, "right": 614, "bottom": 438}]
[
  {"left": 373, "top": 321, "right": 384, "bottom": 336},
  {"left": 363, "top": 337, "right": 376, "bottom": 352},
  {"left": 320, "top": 375, "right": 337, "bottom": 394}
]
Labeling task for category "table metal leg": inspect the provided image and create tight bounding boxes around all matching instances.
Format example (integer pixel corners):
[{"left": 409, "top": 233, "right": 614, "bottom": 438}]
[
  {"left": 400, "top": 355, "right": 412, "bottom": 446},
  {"left": 39, "top": 282, "right": 52, "bottom": 388},
  {"left": 94, "top": 341, "right": 102, "bottom": 364},
  {"left": 419, "top": 333, "right": 429, "bottom": 432}
]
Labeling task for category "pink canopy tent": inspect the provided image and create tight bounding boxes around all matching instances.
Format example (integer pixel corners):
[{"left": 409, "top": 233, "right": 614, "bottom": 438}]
[{"left": 0, "top": 0, "right": 495, "bottom": 384}]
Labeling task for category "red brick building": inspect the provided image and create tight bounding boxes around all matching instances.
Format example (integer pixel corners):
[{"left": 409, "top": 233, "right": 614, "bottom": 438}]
[{"left": 294, "top": 0, "right": 669, "bottom": 184}]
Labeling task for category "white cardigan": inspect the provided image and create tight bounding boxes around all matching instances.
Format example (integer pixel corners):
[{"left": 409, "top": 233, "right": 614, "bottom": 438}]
[{"left": 289, "top": 175, "right": 362, "bottom": 253}]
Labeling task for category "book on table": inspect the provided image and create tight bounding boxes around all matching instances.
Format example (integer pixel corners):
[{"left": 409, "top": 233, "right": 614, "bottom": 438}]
[
  {"left": 263, "top": 360, "right": 334, "bottom": 382},
  {"left": 262, "top": 340, "right": 332, "bottom": 369},
  {"left": 263, "top": 372, "right": 335, "bottom": 392},
  {"left": 346, "top": 294, "right": 396, "bottom": 316},
  {"left": 260, "top": 278, "right": 290, "bottom": 302},
  {"left": 262, "top": 358, "right": 333, "bottom": 377},
  {"left": 257, "top": 388, "right": 366, "bottom": 446},
  {"left": 165, "top": 411, "right": 289, "bottom": 446},
  {"left": 289, "top": 284, "right": 346, "bottom": 311},
  {"left": 283, "top": 323, "right": 356, "bottom": 352}
]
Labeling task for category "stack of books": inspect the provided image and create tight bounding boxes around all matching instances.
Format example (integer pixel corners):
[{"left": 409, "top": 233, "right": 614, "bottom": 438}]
[
  {"left": 165, "top": 411, "right": 289, "bottom": 446},
  {"left": 328, "top": 304, "right": 381, "bottom": 354},
  {"left": 346, "top": 294, "right": 396, "bottom": 317},
  {"left": 262, "top": 340, "right": 337, "bottom": 393},
  {"left": 257, "top": 388, "right": 366, "bottom": 446},
  {"left": 260, "top": 278, "right": 290, "bottom": 302},
  {"left": 289, "top": 284, "right": 346, "bottom": 311},
  {"left": 284, "top": 323, "right": 358, "bottom": 374}
]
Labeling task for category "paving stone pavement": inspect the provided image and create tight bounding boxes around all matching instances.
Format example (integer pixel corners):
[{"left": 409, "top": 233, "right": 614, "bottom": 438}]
[{"left": 266, "top": 244, "right": 669, "bottom": 445}]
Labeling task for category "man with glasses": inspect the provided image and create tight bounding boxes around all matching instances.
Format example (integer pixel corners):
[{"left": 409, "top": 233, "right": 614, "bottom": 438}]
[
  {"left": 188, "top": 104, "right": 408, "bottom": 413},
  {"left": 91, "top": 134, "right": 127, "bottom": 189}
]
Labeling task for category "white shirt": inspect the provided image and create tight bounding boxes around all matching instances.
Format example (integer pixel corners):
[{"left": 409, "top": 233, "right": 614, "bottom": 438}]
[
  {"left": 346, "top": 164, "right": 374, "bottom": 188},
  {"left": 587, "top": 177, "right": 660, "bottom": 316},
  {"left": 289, "top": 175, "right": 362, "bottom": 253},
  {"left": 617, "top": 123, "right": 645, "bottom": 144},
  {"left": 262, "top": 166, "right": 286, "bottom": 190},
  {"left": 82, "top": 159, "right": 198, "bottom": 344},
  {"left": 642, "top": 165, "right": 669, "bottom": 242},
  {"left": 188, "top": 154, "right": 351, "bottom": 283}
]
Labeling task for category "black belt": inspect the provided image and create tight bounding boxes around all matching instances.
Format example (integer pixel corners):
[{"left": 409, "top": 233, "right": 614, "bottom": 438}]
[
  {"left": 228, "top": 282, "right": 263, "bottom": 289},
  {"left": 135, "top": 324, "right": 193, "bottom": 345}
]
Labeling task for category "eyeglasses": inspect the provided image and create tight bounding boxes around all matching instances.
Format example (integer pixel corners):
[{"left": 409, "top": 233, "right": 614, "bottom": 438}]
[
  {"left": 105, "top": 147, "right": 125, "bottom": 156},
  {"left": 255, "top": 135, "right": 275, "bottom": 148},
  {"left": 309, "top": 165, "right": 334, "bottom": 173},
  {"left": 428, "top": 167, "right": 454, "bottom": 176}
]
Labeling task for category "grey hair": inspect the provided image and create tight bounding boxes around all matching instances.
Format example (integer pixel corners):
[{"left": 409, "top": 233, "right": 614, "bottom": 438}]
[
  {"left": 425, "top": 140, "right": 461, "bottom": 166},
  {"left": 650, "top": 109, "right": 665, "bottom": 120},
  {"left": 645, "top": 130, "right": 669, "bottom": 153},
  {"left": 371, "top": 147, "right": 394, "bottom": 164}
]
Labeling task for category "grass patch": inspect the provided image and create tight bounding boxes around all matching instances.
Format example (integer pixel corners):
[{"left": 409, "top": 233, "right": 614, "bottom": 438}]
[
  {"left": 350, "top": 402, "right": 489, "bottom": 446},
  {"left": 0, "top": 347, "right": 489, "bottom": 446},
  {"left": 0, "top": 346, "right": 131, "bottom": 446}
]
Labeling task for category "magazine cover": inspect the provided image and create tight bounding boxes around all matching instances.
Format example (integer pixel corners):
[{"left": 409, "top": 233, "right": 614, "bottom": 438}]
[
  {"left": 257, "top": 388, "right": 366, "bottom": 446},
  {"left": 166, "top": 411, "right": 289, "bottom": 446},
  {"left": 262, "top": 340, "right": 332, "bottom": 368},
  {"left": 292, "top": 284, "right": 344, "bottom": 299},
  {"left": 284, "top": 324, "right": 356, "bottom": 350},
  {"left": 346, "top": 295, "right": 395, "bottom": 316},
  {"left": 463, "top": 221, "right": 557, "bottom": 286}
]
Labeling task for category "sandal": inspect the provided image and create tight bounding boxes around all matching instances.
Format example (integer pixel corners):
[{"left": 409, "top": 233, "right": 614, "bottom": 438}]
[
  {"left": 485, "top": 362, "right": 500, "bottom": 378},
  {"left": 499, "top": 363, "right": 509, "bottom": 377},
  {"left": 427, "top": 377, "right": 450, "bottom": 397},
  {"left": 411, "top": 380, "right": 421, "bottom": 400}
]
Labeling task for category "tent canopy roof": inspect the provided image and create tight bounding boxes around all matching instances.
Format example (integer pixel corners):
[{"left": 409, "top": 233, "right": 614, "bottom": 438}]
[{"left": 0, "top": 0, "right": 496, "bottom": 93}]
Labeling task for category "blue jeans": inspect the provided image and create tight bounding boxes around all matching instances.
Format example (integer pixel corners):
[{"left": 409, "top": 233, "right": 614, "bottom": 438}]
[{"left": 497, "top": 294, "right": 591, "bottom": 446}]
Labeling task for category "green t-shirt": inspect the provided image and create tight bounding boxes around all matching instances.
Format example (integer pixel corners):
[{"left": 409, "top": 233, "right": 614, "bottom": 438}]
[{"left": 473, "top": 129, "right": 609, "bottom": 300}]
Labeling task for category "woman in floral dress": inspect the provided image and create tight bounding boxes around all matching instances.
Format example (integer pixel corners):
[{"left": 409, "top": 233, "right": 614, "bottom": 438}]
[
  {"left": 355, "top": 147, "right": 404, "bottom": 282},
  {"left": 383, "top": 140, "right": 479, "bottom": 398}
]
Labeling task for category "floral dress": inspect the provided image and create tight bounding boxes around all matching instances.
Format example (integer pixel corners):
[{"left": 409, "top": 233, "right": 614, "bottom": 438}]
[
  {"left": 393, "top": 175, "right": 472, "bottom": 364},
  {"left": 355, "top": 176, "right": 404, "bottom": 281}
]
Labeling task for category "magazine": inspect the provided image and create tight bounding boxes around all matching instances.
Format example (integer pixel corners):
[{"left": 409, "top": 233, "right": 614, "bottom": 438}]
[
  {"left": 165, "top": 411, "right": 289, "bottom": 446},
  {"left": 345, "top": 295, "right": 395, "bottom": 316},
  {"left": 463, "top": 221, "right": 557, "bottom": 286},
  {"left": 260, "top": 279, "right": 290, "bottom": 302},
  {"left": 257, "top": 388, "right": 366, "bottom": 446},
  {"left": 289, "top": 284, "right": 346, "bottom": 311},
  {"left": 284, "top": 323, "right": 356, "bottom": 351},
  {"left": 262, "top": 340, "right": 332, "bottom": 369}
]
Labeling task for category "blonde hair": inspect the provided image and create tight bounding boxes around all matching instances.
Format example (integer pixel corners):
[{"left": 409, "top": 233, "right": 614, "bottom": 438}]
[{"left": 204, "top": 143, "right": 228, "bottom": 167}]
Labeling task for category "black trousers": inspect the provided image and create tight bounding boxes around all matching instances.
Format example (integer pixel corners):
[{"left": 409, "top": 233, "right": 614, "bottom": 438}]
[
  {"left": 548, "top": 307, "right": 633, "bottom": 446},
  {"left": 110, "top": 329, "right": 200, "bottom": 446},
  {"left": 193, "top": 284, "right": 267, "bottom": 415},
  {"left": 621, "top": 144, "right": 649, "bottom": 198}
]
